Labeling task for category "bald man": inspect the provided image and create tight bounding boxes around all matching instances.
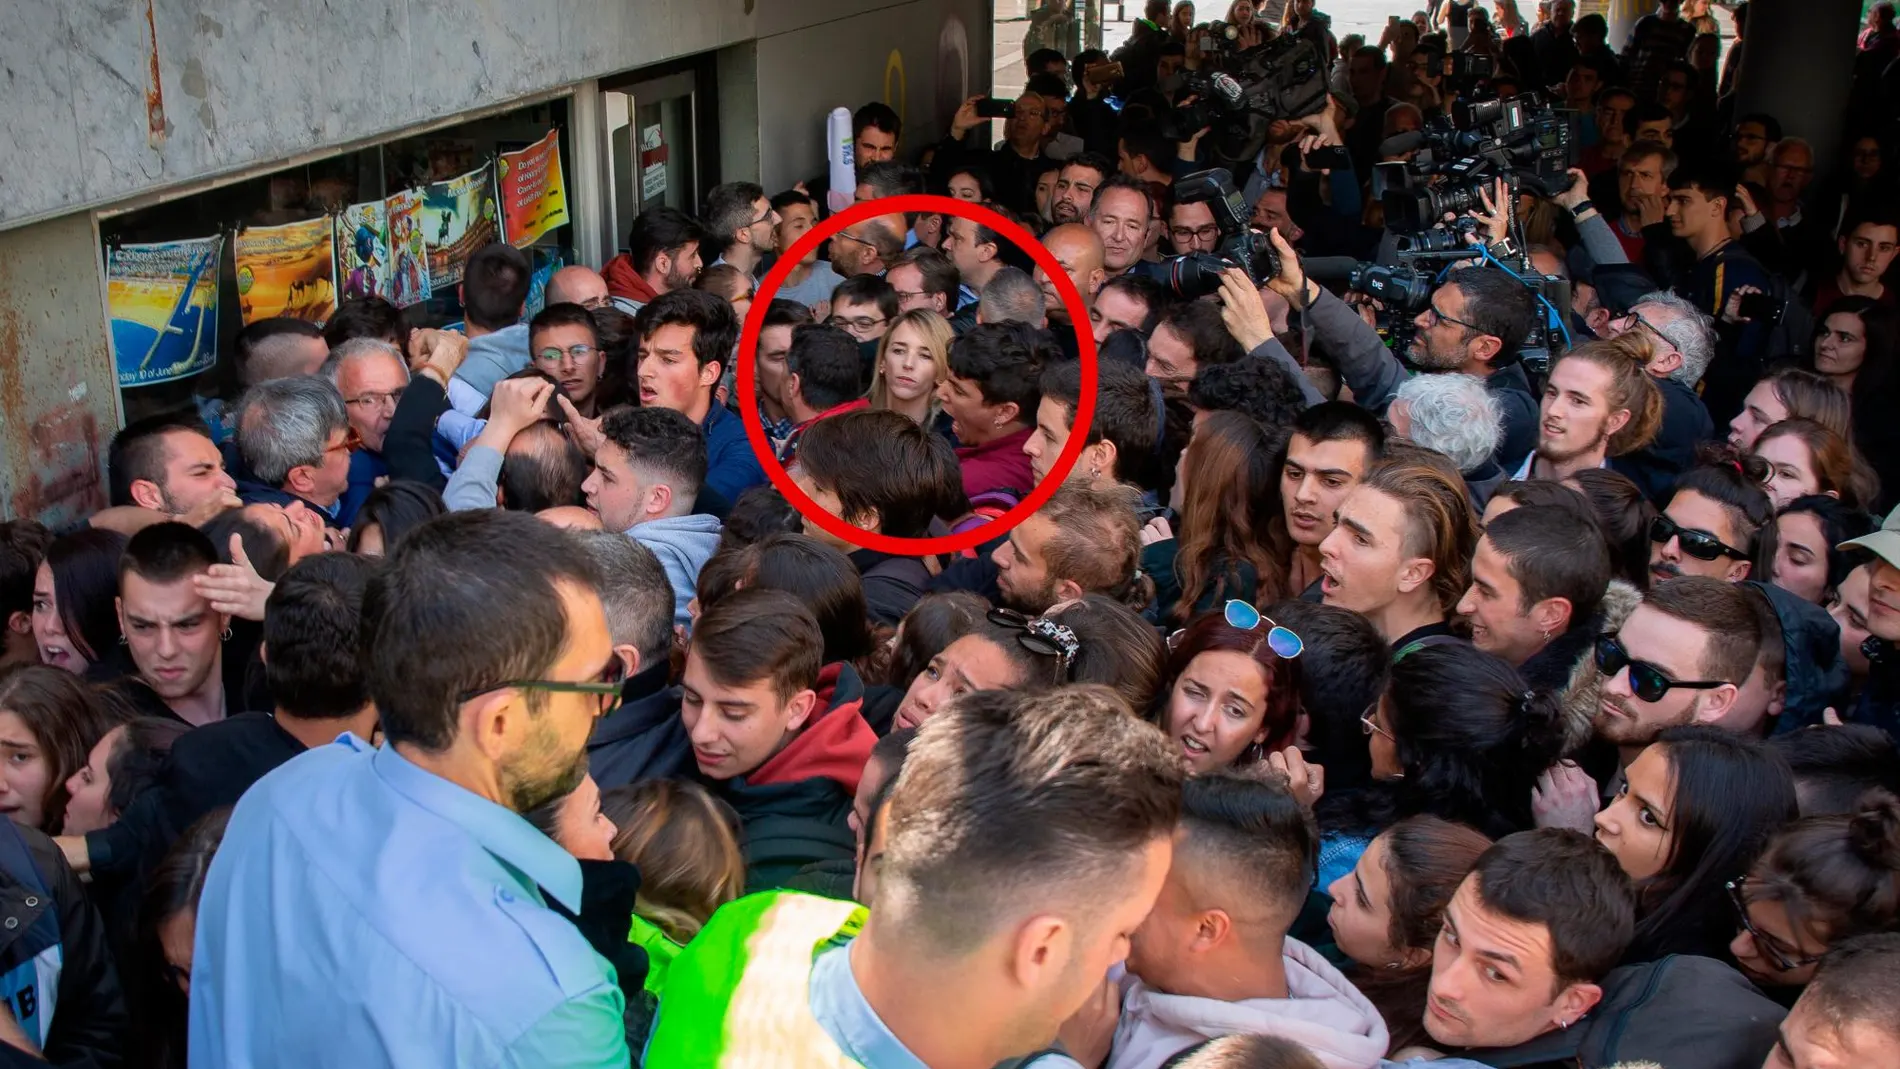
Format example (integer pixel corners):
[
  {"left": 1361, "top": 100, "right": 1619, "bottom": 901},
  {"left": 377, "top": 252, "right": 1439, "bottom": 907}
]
[
  {"left": 833, "top": 215, "right": 906, "bottom": 277},
  {"left": 538, "top": 505, "right": 604, "bottom": 530},
  {"left": 545, "top": 266, "right": 610, "bottom": 310},
  {"left": 1035, "top": 224, "right": 1107, "bottom": 325}
]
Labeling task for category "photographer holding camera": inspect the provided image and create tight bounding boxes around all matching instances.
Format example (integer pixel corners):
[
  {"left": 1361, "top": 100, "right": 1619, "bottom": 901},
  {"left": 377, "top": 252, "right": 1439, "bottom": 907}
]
[{"left": 1239, "top": 225, "right": 1542, "bottom": 472}]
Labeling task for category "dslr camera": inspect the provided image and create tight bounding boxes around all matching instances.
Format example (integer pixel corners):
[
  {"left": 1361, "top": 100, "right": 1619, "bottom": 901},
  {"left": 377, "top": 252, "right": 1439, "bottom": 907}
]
[
  {"left": 1161, "top": 34, "right": 1331, "bottom": 171},
  {"left": 1160, "top": 168, "right": 1283, "bottom": 300}
]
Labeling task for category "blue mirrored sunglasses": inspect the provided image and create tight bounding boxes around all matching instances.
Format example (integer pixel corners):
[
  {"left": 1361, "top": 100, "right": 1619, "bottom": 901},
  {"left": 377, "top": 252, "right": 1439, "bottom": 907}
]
[{"left": 1224, "top": 600, "right": 1303, "bottom": 659}]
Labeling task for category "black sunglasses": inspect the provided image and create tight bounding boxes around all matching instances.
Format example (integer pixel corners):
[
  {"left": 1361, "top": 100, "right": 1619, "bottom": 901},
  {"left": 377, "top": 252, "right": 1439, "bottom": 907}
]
[
  {"left": 988, "top": 609, "right": 1080, "bottom": 682},
  {"left": 457, "top": 657, "right": 629, "bottom": 718},
  {"left": 1649, "top": 515, "right": 1748, "bottom": 563},
  {"left": 1595, "top": 634, "right": 1727, "bottom": 703}
]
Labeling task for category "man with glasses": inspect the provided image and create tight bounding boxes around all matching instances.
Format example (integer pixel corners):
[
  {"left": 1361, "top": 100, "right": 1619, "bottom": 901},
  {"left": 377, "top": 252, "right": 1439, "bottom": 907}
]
[
  {"left": 233, "top": 375, "right": 357, "bottom": 528},
  {"left": 703, "top": 181, "right": 780, "bottom": 279},
  {"left": 525, "top": 303, "right": 607, "bottom": 419},
  {"left": 544, "top": 265, "right": 612, "bottom": 310},
  {"left": 683, "top": 587, "right": 874, "bottom": 893},
  {"left": 192, "top": 510, "right": 633, "bottom": 1067},
  {"left": 1594, "top": 576, "right": 1761, "bottom": 770},
  {"left": 1731, "top": 113, "right": 1781, "bottom": 188},
  {"left": 826, "top": 274, "right": 898, "bottom": 344},
  {"left": 886, "top": 246, "right": 961, "bottom": 319},
  {"left": 1166, "top": 199, "right": 1220, "bottom": 256},
  {"left": 1601, "top": 291, "right": 1716, "bottom": 499},
  {"left": 830, "top": 214, "right": 906, "bottom": 278},
  {"left": 322, "top": 337, "right": 411, "bottom": 525},
  {"left": 1651, "top": 462, "right": 1776, "bottom": 585}
]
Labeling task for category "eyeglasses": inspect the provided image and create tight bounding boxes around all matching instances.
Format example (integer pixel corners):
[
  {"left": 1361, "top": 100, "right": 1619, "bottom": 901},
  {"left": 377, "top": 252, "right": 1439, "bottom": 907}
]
[
  {"left": 1422, "top": 301, "right": 1482, "bottom": 334},
  {"left": 457, "top": 656, "right": 629, "bottom": 718},
  {"left": 1360, "top": 701, "right": 1394, "bottom": 740},
  {"left": 1169, "top": 224, "right": 1221, "bottom": 244},
  {"left": 829, "top": 314, "right": 887, "bottom": 333},
  {"left": 533, "top": 344, "right": 599, "bottom": 367},
  {"left": 1728, "top": 877, "right": 1825, "bottom": 973},
  {"left": 1595, "top": 634, "right": 1727, "bottom": 703},
  {"left": 988, "top": 609, "right": 1080, "bottom": 682},
  {"left": 1649, "top": 514, "right": 1749, "bottom": 562},
  {"left": 325, "top": 427, "right": 363, "bottom": 455},
  {"left": 1223, "top": 600, "right": 1304, "bottom": 659},
  {"left": 345, "top": 388, "right": 405, "bottom": 411}
]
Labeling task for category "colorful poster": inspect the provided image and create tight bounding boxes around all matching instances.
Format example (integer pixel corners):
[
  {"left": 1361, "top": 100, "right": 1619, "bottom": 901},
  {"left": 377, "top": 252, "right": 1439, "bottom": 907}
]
[
  {"left": 234, "top": 217, "right": 337, "bottom": 325},
  {"left": 337, "top": 200, "right": 391, "bottom": 302},
  {"left": 107, "top": 235, "right": 223, "bottom": 389},
  {"left": 423, "top": 165, "right": 499, "bottom": 289},
  {"left": 498, "top": 130, "right": 570, "bottom": 248},
  {"left": 386, "top": 188, "right": 433, "bottom": 308}
]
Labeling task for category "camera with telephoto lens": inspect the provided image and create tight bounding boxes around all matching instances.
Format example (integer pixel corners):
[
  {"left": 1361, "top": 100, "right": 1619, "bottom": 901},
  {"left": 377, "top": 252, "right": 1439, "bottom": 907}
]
[
  {"left": 1378, "top": 94, "right": 1577, "bottom": 234},
  {"left": 1160, "top": 168, "right": 1283, "bottom": 300},
  {"left": 1161, "top": 34, "right": 1331, "bottom": 171}
]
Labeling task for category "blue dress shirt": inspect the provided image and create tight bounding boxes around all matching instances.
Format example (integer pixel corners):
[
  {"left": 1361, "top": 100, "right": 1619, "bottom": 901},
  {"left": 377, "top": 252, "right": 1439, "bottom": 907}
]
[
  {"left": 808, "top": 942, "right": 930, "bottom": 1069},
  {"left": 188, "top": 735, "right": 628, "bottom": 1069}
]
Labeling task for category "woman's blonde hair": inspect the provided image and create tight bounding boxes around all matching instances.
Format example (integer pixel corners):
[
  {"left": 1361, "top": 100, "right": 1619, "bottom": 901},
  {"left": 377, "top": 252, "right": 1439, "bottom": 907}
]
[
  {"left": 866, "top": 309, "right": 954, "bottom": 421},
  {"left": 601, "top": 780, "right": 747, "bottom": 943}
]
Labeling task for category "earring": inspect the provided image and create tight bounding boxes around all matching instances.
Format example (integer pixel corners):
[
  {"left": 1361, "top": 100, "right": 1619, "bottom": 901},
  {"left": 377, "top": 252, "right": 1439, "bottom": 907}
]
[
  {"left": 1541, "top": 628, "right": 1551, "bottom": 641},
  {"left": 221, "top": 627, "right": 233, "bottom": 642},
  {"left": 118, "top": 634, "right": 128, "bottom": 646},
  {"left": 1558, "top": 1019, "right": 1569, "bottom": 1031},
  {"left": 1382, "top": 961, "right": 1403, "bottom": 970}
]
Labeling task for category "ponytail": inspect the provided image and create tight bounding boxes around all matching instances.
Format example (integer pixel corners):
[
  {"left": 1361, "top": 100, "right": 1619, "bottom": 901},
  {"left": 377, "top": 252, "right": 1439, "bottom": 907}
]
[{"left": 1748, "top": 789, "right": 1900, "bottom": 949}]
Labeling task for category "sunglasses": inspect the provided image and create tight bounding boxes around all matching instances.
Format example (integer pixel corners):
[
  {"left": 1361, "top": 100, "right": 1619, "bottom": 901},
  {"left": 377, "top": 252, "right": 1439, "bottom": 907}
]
[
  {"left": 1728, "top": 877, "right": 1824, "bottom": 973},
  {"left": 457, "top": 656, "right": 629, "bottom": 718},
  {"left": 1649, "top": 514, "right": 1748, "bottom": 562},
  {"left": 988, "top": 609, "right": 1080, "bottom": 682},
  {"left": 1595, "top": 634, "right": 1727, "bottom": 703},
  {"left": 1224, "top": 600, "right": 1304, "bottom": 659}
]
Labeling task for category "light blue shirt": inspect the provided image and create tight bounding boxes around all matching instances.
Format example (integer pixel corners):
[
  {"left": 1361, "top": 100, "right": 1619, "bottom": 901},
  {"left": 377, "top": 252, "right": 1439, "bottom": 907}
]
[
  {"left": 188, "top": 735, "right": 628, "bottom": 1069},
  {"left": 809, "top": 942, "right": 930, "bottom": 1069}
]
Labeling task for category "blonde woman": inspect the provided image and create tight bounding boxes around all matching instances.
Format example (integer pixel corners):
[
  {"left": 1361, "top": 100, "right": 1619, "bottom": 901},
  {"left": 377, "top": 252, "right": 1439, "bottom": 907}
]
[{"left": 867, "top": 308, "right": 954, "bottom": 429}]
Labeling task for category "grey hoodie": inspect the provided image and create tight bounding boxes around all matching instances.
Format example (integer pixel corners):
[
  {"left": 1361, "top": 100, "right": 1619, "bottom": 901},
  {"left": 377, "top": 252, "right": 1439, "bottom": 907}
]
[
  {"left": 628, "top": 514, "right": 723, "bottom": 629},
  {"left": 450, "top": 323, "right": 532, "bottom": 412}
]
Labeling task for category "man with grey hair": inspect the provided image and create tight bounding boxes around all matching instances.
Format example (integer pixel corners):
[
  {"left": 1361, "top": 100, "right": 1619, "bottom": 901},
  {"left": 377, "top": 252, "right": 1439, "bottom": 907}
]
[
  {"left": 1390, "top": 373, "right": 1509, "bottom": 509},
  {"left": 1605, "top": 289, "right": 1715, "bottom": 500},
  {"left": 234, "top": 376, "right": 356, "bottom": 526},
  {"left": 570, "top": 527, "right": 689, "bottom": 788},
  {"left": 322, "top": 337, "right": 411, "bottom": 525},
  {"left": 976, "top": 266, "right": 1047, "bottom": 328}
]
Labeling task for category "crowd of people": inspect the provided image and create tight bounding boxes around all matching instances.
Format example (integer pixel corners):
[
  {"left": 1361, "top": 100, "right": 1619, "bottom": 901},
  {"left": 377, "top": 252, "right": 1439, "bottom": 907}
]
[{"left": 0, "top": 1, "right": 1898, "bottom": 1067}]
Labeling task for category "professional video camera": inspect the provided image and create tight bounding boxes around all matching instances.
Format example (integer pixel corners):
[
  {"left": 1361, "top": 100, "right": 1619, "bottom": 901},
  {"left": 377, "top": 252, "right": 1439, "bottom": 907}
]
[
  {"left": 1159, "top": 167, "right": 1282, "bottom": 300},
  {"left": 1377, "top": 94, "right": 1578, "bottom": 233},
  {"left": 1160, "top": 34, "right": 1331, "bottom": 171}
]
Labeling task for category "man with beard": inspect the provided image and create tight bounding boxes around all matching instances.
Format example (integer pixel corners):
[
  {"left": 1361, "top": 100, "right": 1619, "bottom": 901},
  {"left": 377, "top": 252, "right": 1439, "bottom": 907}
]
[
  {"left": 1649, "top": 462, "right": 1776, "bottom": 585},
  {"left": 992, "top": 480, "right": 1146, "bottom": 614},
  {"left": 605, "top": 206, "right": 705, "bottom": 315},
  {"left": 190, "top": 510, "right": 633, "bottom": 1066},
  {"left": 1513, "top": 337, "right": 1662, "bottom": 481},
  {"left": 1594, "top": 576, "right": 1760, "bottom": 769},
  {"left": 703, "top": 181, "right": 779, "bottom": 278},
  {"left": 1050, "top": 153, "right": 1112, "bottom": 226}
]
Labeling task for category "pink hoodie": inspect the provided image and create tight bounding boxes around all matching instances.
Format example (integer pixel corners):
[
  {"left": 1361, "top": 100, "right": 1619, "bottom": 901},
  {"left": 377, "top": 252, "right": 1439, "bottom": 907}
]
[{"left": 1104, "top": 938, "right": 1390, "bottom": 1069}]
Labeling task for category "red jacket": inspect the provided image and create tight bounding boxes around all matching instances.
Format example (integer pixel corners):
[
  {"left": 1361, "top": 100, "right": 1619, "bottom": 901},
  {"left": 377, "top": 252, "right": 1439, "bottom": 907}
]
[
  {"left": 956, "top": 426, "right": 1036, "bottom": 502},
  {"left": 603, "top": 254, "right": 659, "bottom": 307},
  {"left": 748, "top": 663, "right": 875, "bottom": 794}
]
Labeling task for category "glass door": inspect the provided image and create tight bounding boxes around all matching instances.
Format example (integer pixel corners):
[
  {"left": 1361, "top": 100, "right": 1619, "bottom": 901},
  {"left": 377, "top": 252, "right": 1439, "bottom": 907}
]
[{"left": 602, "top": 70, "right": 698, "bottom": 255}]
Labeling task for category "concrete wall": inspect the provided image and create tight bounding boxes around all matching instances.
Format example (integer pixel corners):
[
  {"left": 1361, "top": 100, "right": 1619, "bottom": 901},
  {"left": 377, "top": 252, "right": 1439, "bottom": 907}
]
[
  {"left": 0, "top": 214, "right": 118, "bottom": 526},
  {"left": 0, "top": 0, "right": 983, "bottom": 233}
]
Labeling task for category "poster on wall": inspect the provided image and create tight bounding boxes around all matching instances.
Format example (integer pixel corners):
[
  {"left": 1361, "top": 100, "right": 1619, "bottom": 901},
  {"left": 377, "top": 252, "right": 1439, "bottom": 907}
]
[
  {"left": 423, "top": 165, "right": 499, "bottom": 289},
  {"left": 640, "top": 124, "right": 668, "bottom": 203},
  {"left": 337, "top": 200, "right": 391, "bottom": 302},
  {"left": 498, "top": 130, "right": 570, "bottom": 248},
  {"left": 386, "top": 188, "right": 433, "bottom": 308},
  {"left": 234, "top": 217, "right": 338, "bottom": 325},
  {"left": 107, "top": 235, "right": 223, "bottom": 389}
]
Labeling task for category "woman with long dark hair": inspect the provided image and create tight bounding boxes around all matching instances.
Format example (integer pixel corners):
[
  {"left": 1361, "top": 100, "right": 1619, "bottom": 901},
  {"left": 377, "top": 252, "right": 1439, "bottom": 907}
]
[
  {"left": 1594, "top": 724, "right": 1798, "bottom": 962},
  {"left": 1772, "top": 494, "right": 1877, "bottom": 605},
  {"left": 1153, "top": 411, "right": 1289, "bottom": 623},
  {"left": 1327, "top": 816, "right": 1492, "bottom": 1054},
  {"left": 134, "top": 809, "right": 231, "bottom": 1068},
  {"left": 1050, "top": 595, "right": 1170, "bottom": 715},
  {"left": 1811, "top": 297, "right": 1900, "bottom": 506},
  {"left": 0, "top": 666, "right": 129, "bottom": 834},
  {"left": 1362, "top": 643, "right": 1569, "bottom": 839},
  {"left": 346, "top": 480, "right": 445, "bottom": 555},
  {"left": 30, "top": 528, "right": 127, "bottom": 678},
  {"left": 1155, "top": 604, "right": 1302, "bottom": 774}
]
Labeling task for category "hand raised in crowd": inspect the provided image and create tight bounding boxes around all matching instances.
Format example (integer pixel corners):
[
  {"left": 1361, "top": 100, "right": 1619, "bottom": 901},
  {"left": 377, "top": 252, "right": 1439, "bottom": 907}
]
[
  {"left": 950, "top": 95, "right": 986, "bottom": 140},
  {"left": 1295, "top": 97, "right": 1345, "bottom": 155},
  {"left": 1722, "top": 284, "right": 1765, "bottom": 324},
  {"left": 1268, "top": 746, "right": 1325, "bottom": 808},
  {"left": 1055, "top": 975, "right": 1121, "bottom": 1069},
  {"left": 1631, "top": 188, "right": 1667, "bottom": 229},
  {"left": 1217, "top": 267, "right": 1276, "bottom": 353},
  {"left": 193, "top": 533, "right": 274, "bottom": 623},
  {"left": 1459, "top": 176, "right": 1513, "bottom": 246},
  {"left": 1734, "top": 182, "right": 1762, "bottom": 221},
  {"left": 1531, "top": 760, "right": 1601, "bottom": 833},
  {"left": 1140, "top": 515, "right": 1173, "bottom": 546},
  {"left": 558, "top": 395, "right": 607, "bottom": 459},
  {"left": 1262, "top": 226, "right": 1315, "bottom": 309},
  {"left": 1551, "top": 167, "right": 1592, "bottom": 213},
  {"left": 179, "top": 487, "right": 244, "bottom": 529},
  {"left": 489, "top": 376, "right": 556, "bottom": 440},
  {"left": 408, "top": 327, "right": 469, "bottom": 386}
]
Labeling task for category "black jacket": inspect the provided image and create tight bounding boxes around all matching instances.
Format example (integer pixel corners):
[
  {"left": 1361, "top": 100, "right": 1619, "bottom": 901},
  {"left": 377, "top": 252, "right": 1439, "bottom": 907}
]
[
  {"left": 1611, "top": 374, "right": 1713, "bottom": 504},
  {"left": 1851, "top": 640, "right": 1900, "bottom": 746},
  {"left": 850, "top": 550, "right": 930, "bottom": 627},
  {"left": 0, "top": 821, "right": 127, "bottom": 1068},
  {"left": 1464, "top": 955, "right": 1782, "bottom": 1069},
  {"left": 381, "top": 373, "right": 450, "bottom": 491},
  {"left": 1750, "top": 580, "right": 1851, "bottom": 734},
  {"left": 586, "top": 662, "right": 690, "bottom": 790}
]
